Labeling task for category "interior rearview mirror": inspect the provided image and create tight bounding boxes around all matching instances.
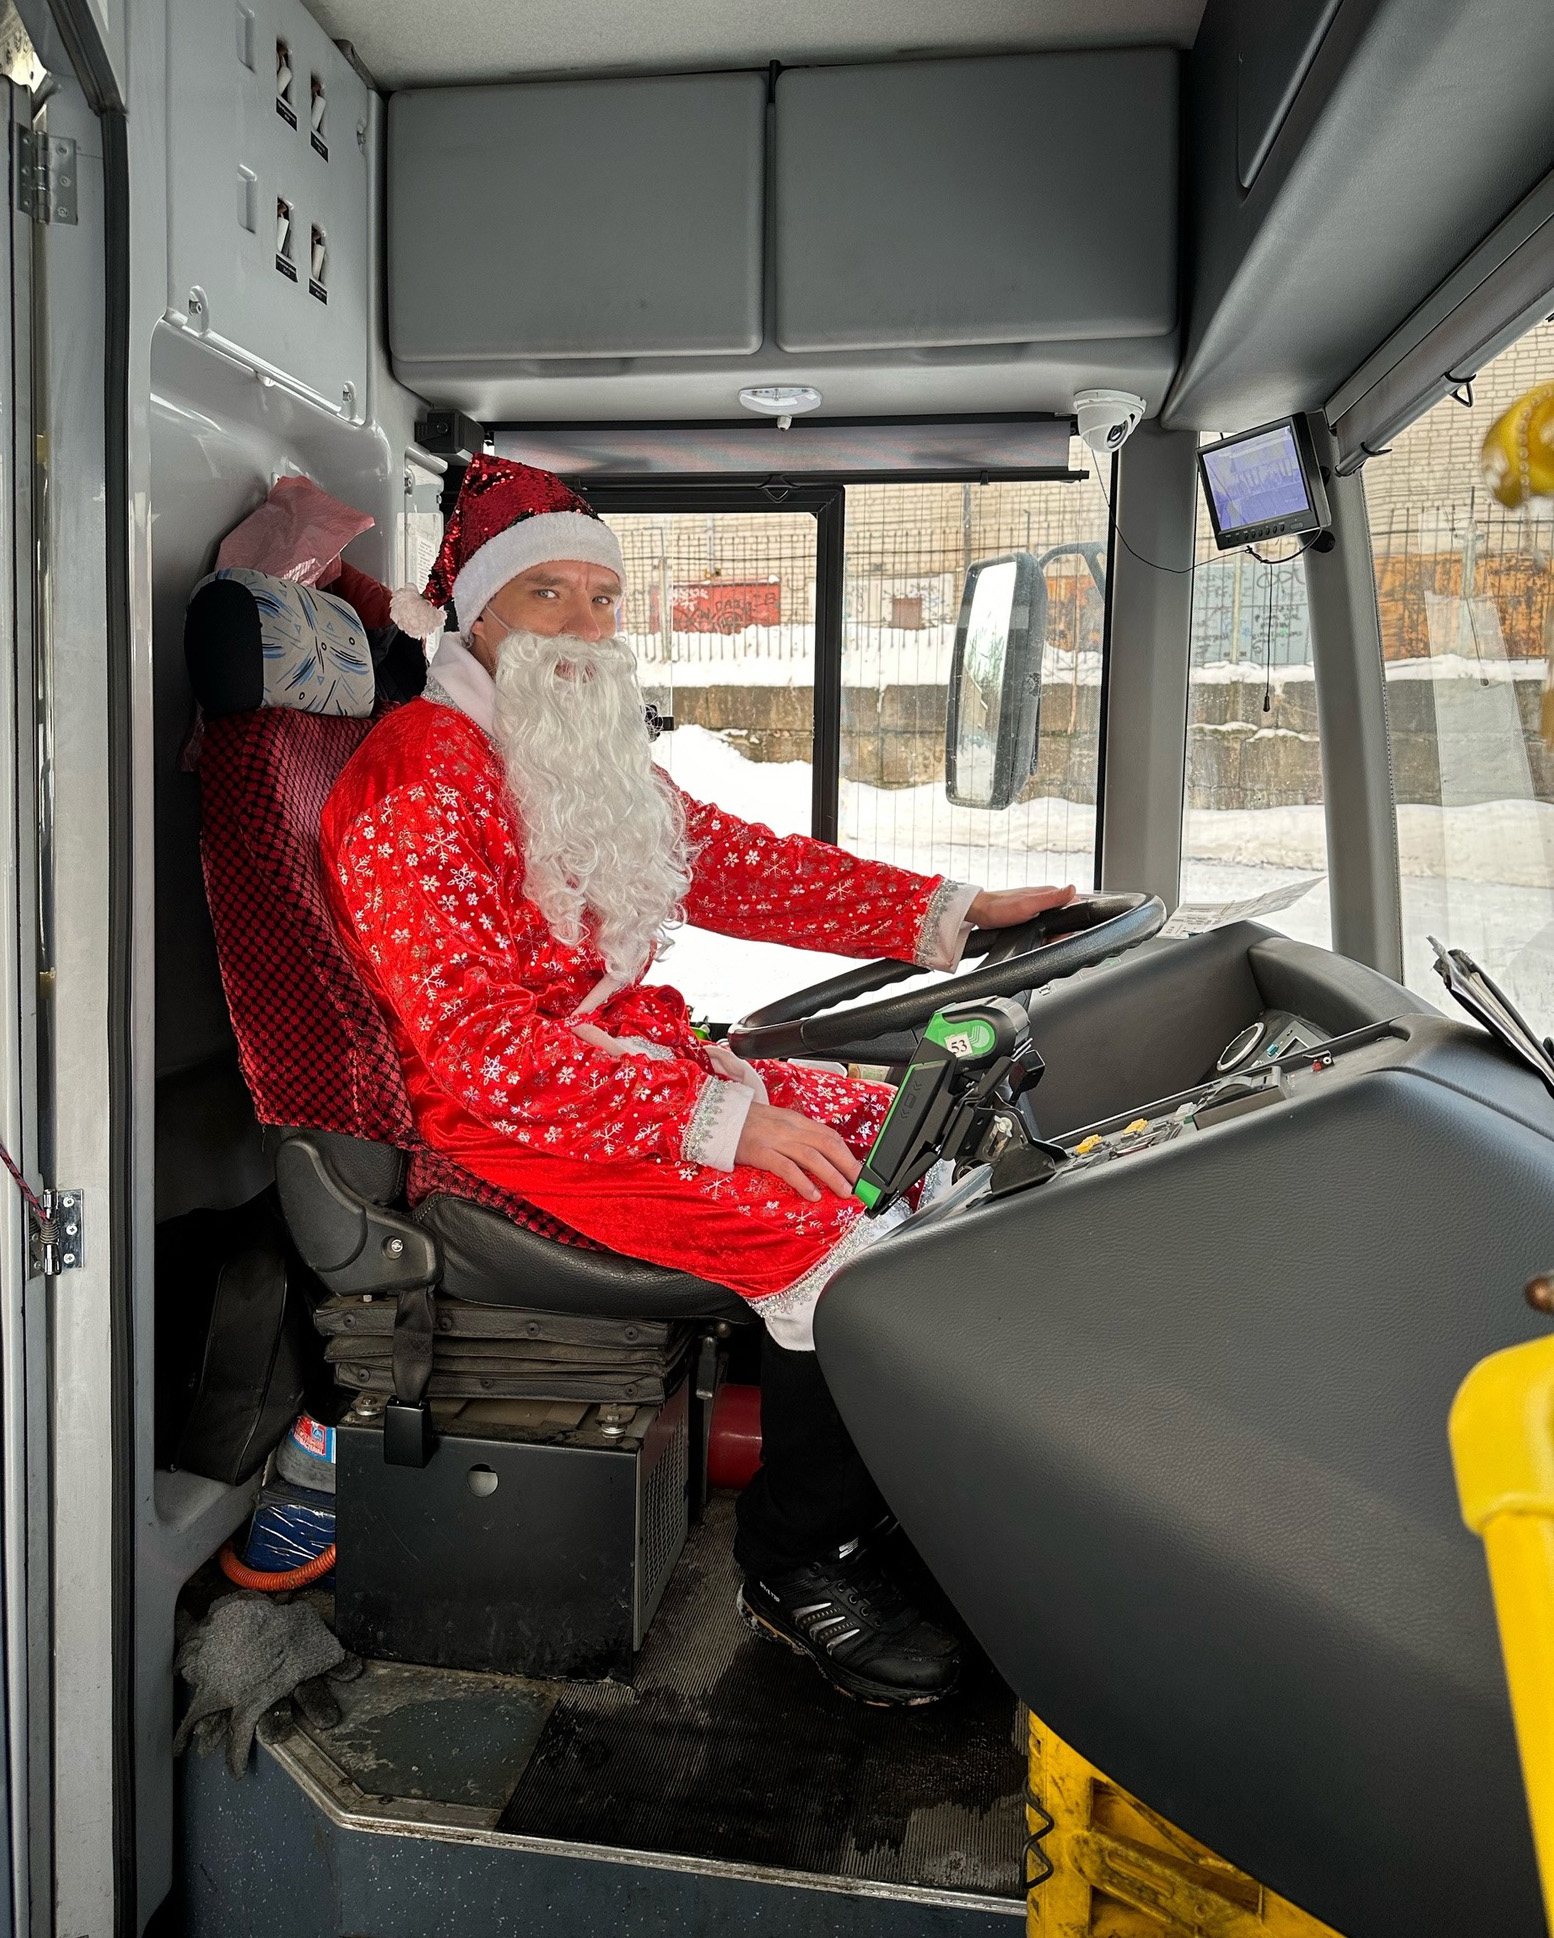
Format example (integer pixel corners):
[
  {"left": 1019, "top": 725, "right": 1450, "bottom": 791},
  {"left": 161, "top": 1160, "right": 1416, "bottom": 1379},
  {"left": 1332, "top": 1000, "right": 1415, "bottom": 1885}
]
[{"left": 944, "top": 553, "right": 1047, "bottom": 811}]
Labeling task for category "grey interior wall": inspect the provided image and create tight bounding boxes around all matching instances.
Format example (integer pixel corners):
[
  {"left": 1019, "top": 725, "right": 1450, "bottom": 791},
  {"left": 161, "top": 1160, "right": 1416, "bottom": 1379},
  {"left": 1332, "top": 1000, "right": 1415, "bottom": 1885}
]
[
  {"left": 773, "top": 52, "right": 1177, "bottom": 353},
  {"left": 149, "top": 331, "right": 405, "bottom": 1217},
  {"left": 132, "top": 5, "right": 429, "bottom": 1917},
  {"left": 165, "top": 0, "right": 371, "bottom": 416},
  {"left": 1098, "top": 421, "right": 1198, "bottom": 911},
  {"left": 1169, "top": 0, "right": 1554, "bottom": 430}
]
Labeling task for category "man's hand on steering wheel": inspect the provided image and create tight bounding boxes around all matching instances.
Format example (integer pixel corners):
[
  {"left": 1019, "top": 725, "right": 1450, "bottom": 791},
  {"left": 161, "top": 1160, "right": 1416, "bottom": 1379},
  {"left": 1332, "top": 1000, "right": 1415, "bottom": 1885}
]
[
  {"left": 736, "top": 1101, "right": 863, "bottom": 1203},
  {"left": 966, "top": 884, "right": 1076, "bottom": 930}
]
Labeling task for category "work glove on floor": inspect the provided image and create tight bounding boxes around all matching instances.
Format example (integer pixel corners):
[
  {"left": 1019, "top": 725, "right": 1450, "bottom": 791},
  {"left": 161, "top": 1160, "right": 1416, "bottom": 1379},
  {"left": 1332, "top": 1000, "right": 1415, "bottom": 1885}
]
[{"left": 172, "top": 1591, "right": 360, "bottom": 1778}]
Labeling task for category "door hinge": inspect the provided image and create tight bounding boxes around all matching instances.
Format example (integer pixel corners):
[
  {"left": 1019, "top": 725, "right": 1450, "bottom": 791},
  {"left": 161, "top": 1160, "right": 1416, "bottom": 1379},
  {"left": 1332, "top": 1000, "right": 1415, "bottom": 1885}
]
[
  {"left": 14, "top": 127, "right": 76, "bottom": 225},
  {"left": 29, "top": 1188, "right": 83, "bottom": 1277}
]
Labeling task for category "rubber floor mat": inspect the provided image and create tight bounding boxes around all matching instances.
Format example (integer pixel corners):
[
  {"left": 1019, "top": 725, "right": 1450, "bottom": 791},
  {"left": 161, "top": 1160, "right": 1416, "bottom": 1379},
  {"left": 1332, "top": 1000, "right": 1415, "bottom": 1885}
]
[{"left": 497, "top": 1495, "right": 1026, "bottom": 1897}]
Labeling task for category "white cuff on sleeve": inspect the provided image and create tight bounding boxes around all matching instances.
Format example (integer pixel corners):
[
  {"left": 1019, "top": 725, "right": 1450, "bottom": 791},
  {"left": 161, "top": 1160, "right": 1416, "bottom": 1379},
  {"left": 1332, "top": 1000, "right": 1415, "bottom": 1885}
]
[
  {"left": 914, "top": 880, "right": 982, "bottom": 970},
  {"left": 681, "top": 1075, "right": 756, "bottom": 1171}
]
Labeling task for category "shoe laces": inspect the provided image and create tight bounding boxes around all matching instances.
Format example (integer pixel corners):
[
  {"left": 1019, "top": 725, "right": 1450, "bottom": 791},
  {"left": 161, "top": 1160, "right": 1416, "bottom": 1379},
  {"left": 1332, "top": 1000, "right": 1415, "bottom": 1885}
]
[{"left": 824, "top": 1547, "right": 911, "bottom": 1629}]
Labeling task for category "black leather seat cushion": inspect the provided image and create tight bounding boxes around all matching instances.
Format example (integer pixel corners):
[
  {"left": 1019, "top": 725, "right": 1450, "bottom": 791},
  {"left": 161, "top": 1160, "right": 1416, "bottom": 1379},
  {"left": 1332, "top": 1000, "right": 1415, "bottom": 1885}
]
[{"left": 414, "top": 1192, "right": 750, "bottom": 1323}]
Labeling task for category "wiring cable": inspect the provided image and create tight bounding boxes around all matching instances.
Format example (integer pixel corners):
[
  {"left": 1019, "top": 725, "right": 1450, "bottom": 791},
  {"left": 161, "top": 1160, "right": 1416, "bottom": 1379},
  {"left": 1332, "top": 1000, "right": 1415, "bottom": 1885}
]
[
  {"left": 1089, "top": 457, "right": 1201, "bottom": 577},
  {"left": 1087, "top": 456, "right": 1318, "bottom": 719},
  {"left": 1260, "top": 553, "right": 1277, "bottom": 713},
  {"left": 217, "top": 1539, "right": 337, "bottom": 1591},
  {"left": 1090, "top": 449, "right": 1319, "bottom": 577}
]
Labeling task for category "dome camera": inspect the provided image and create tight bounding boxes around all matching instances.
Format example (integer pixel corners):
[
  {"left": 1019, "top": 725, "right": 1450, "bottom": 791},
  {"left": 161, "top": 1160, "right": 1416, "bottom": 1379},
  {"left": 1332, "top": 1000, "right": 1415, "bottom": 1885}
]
[{"left": 1074, "top": 389, "right": 1147, "bottom": 458}]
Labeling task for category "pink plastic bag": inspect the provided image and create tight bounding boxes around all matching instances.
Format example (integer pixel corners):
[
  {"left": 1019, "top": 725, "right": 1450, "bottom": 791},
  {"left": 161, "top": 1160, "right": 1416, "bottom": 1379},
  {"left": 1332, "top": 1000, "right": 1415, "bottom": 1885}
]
[{"left": 215, "top": 474, "right": 375, "bottom": 586}]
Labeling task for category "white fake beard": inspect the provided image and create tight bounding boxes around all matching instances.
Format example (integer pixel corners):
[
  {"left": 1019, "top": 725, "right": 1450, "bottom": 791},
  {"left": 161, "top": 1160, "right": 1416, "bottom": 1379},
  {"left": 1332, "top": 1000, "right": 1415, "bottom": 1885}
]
[{"left": 492, "top": 628, "right": 691, "bottom": 987}]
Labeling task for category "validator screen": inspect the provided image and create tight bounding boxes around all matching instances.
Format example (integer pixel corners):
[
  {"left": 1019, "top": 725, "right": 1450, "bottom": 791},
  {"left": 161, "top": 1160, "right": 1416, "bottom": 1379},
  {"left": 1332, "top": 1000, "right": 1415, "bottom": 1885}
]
[{"left": 1202, "top": 423, "right": 1312, "bottom": 536}]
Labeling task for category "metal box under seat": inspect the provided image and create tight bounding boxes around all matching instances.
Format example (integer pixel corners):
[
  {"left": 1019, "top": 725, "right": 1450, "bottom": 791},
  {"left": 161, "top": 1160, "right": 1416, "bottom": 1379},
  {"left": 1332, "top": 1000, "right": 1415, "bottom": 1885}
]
[{"left": 334, "top": 1380, "right": 690, "bottom": 1680}]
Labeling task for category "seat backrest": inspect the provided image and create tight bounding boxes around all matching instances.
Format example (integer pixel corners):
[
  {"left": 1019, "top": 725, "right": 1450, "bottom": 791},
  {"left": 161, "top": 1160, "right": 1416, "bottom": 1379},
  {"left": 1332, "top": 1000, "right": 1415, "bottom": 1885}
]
[
  {"left": 197, "top": 706, "right": 602, "bottom": 1252},
  {"left": 198, "top": 709, "right": 416, "bottom": 1147}
]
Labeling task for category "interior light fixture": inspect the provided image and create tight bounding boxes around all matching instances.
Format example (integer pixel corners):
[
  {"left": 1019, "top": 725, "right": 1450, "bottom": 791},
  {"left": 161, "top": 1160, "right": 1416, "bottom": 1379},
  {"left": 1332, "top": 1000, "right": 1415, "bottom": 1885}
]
[{"left": 738, "top": 385, "right": 822, "bottom": 432}]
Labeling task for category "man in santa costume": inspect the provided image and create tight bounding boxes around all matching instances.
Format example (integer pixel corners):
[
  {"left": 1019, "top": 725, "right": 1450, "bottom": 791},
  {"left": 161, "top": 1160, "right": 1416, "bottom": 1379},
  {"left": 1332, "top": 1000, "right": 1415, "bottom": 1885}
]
[{"left": 322, "top": 456, "right": 1072, "bottom": 1706}]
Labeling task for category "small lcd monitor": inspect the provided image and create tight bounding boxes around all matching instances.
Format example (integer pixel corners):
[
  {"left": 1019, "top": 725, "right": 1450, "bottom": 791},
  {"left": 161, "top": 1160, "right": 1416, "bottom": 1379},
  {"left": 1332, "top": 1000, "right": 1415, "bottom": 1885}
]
[{"left": 1197, "top": 417, "right": 1331, "bottom": 551}]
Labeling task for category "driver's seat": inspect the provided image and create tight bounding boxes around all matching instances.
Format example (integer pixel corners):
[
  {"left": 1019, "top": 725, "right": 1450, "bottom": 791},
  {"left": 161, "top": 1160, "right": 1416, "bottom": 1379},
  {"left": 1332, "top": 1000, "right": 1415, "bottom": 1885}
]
[{"left": 197, "top": 706, "right": 748, "bottom": 1454}]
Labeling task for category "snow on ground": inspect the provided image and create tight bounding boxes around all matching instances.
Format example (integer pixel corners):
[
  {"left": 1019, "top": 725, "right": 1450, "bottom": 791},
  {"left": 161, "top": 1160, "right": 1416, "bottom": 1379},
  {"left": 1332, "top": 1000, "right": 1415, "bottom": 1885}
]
[
  {"left": 1386, "top": 653, "right": 1545, "bottom": 684},
  {"left": 648, "top": 726, "right": 1554, "bottom": 1035}
]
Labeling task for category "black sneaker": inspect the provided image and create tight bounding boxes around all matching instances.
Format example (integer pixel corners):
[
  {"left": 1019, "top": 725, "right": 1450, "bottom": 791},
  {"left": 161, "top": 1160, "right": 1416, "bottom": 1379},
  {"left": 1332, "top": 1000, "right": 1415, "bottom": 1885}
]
[{"left": 738, "top": 1539, "right": 962, "bottom": 1707}]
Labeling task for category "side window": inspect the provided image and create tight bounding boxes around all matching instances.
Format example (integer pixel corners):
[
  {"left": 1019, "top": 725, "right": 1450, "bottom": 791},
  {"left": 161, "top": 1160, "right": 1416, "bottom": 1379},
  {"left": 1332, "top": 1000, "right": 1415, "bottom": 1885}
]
[
  {"left": 1361, "top": 320, "right": 1554, "bottom": 1029},
  {"left": 839, "top": 476, "right": 1108, "bottom": 895},
  {"left": 1181, "top": 486, "right": 1331, "bottom": 944}
]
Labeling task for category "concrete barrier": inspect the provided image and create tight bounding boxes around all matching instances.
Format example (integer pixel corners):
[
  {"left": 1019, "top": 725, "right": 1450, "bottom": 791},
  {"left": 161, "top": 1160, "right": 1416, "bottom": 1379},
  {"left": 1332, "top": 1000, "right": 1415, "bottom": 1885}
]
[{"left": 645, "top": 673, "right": 1554, "bottom": 811}]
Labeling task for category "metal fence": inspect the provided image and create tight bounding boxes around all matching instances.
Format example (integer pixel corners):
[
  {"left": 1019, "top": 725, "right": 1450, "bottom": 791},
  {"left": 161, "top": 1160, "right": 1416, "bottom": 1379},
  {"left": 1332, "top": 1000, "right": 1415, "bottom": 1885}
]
[
  {"left": 1369, "top": 498, "right": 1554, "bottom": 661},
  {"left": 1185, "top": 498, "right": 1554, "bottom": 672},
  {"left": 613, "top": 512, "right": 819, "bottom": 667},
  {"left": 609, "top": 483, "right": 1114, "bottom": 671},
  {"left": 1190, "top": 552, "right": 1311, "bottom": 667}
]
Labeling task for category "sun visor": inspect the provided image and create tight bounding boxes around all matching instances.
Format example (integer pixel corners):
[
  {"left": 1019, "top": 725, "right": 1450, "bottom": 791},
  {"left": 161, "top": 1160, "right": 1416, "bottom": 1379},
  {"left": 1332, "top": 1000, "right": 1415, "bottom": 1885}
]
[{"left": 489, "top": 416, "right": 1077, "bottom": 484}]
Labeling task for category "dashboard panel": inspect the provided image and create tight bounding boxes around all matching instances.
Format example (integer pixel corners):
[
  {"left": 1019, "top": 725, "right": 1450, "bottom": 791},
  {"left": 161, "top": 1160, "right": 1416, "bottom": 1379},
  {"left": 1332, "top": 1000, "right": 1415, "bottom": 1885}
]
[{"left": 818, "top": 930, "right": 1549, "bottom": 1938}]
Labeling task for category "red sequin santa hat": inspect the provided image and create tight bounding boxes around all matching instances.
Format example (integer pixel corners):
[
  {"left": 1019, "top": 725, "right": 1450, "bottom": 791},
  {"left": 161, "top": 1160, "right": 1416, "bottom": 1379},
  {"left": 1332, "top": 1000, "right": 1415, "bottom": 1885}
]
[{"left": 388, "top": 455, "right": 626, "bottom": 640}]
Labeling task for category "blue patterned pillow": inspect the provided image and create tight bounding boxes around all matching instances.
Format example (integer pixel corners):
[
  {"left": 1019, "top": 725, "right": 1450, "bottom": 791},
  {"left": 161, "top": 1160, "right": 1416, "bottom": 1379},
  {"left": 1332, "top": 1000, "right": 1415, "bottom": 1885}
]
[{"left": 185, "top": 567, "right": 375, "bottom": 718}]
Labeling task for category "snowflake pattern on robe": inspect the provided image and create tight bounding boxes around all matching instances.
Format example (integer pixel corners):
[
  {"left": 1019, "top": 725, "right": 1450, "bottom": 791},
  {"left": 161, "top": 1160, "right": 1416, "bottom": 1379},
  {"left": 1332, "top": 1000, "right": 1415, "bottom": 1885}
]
[{"left": 320, "top": 698, "right": 951, "bottom": 1304}]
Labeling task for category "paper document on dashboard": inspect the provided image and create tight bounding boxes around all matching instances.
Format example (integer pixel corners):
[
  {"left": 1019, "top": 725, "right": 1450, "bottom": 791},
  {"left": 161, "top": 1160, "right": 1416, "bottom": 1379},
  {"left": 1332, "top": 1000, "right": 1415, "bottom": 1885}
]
[{"left": 1161, "top": 876, "right": 1325, "bottom": 939}]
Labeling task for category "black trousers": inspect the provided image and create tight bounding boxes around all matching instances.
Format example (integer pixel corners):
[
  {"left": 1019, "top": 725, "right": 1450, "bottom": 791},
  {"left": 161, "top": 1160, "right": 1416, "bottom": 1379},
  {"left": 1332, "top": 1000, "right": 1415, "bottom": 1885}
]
[{"left": 733, "top": 1339, "right": 885, "bottom": 1579}]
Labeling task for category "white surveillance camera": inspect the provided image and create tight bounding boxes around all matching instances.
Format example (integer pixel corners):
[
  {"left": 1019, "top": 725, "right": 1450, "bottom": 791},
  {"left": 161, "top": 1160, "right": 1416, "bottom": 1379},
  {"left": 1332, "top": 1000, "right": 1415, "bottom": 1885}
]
[{"left": 1073, "top": 389, "right": 1147, "bottom": 457}]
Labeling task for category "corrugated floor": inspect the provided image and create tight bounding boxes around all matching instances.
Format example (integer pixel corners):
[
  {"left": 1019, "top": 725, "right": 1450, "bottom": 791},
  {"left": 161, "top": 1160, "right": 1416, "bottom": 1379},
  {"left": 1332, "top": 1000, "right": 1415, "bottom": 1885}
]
[{"left": 497, "top": 1495, "right": 1027, "bottom": 1898}]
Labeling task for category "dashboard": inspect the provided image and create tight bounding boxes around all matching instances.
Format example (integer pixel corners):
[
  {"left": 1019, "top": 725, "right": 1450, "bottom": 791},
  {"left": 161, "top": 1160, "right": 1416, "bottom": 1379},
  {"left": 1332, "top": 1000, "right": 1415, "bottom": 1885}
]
[{"left": 818, "top": 925, "right": 1554, "bottom": 1938}]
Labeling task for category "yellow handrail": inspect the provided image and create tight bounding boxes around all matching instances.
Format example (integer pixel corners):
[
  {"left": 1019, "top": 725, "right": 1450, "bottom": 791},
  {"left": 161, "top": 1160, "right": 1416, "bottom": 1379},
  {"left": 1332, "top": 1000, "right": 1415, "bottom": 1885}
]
[{"left": 1449, "top": 1332, "right": 1554, "bottom": 1935}]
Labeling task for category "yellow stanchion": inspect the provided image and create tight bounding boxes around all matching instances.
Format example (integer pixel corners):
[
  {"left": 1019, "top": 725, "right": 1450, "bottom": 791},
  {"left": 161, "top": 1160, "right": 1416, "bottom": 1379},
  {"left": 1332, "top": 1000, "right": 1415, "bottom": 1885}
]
[
  {"left": 1024, "top": 1709, "right": 1344, "bottom": 1937},
  {"left": 1450, "top": 1333, "right": 1554, "bottom": 1936}
]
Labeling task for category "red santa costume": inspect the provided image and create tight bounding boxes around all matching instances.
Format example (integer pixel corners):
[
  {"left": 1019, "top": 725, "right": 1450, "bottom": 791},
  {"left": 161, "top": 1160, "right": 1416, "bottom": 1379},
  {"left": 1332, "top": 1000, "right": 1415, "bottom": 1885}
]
[{"left": 321, "top": 459, "right": 979, "bottom": 1347}]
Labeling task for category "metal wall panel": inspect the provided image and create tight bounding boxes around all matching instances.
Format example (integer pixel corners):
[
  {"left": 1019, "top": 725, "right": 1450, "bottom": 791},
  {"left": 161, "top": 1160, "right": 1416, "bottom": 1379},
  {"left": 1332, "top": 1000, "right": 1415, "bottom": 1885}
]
[{"left": 165, "top": 0, "right": 371, "bottom": 416}]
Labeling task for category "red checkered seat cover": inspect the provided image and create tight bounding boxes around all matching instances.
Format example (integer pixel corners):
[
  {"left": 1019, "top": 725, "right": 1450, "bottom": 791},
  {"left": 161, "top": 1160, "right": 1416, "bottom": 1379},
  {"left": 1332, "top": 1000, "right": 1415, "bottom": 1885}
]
[{"left": 197, "top": 707, "right": 600, "bottom": 1250}]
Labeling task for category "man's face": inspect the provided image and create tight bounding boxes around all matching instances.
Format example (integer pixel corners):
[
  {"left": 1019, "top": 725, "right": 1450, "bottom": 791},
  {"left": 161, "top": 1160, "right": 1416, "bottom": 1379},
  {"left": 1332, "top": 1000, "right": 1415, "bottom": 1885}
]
[{"left": 467, "top": 559, "right": 621, "bottom": 674}]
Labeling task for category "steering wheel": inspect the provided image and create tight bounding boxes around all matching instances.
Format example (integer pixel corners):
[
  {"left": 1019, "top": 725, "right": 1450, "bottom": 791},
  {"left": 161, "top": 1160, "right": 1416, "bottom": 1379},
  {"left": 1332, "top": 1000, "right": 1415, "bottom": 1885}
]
[{"left": 725, "top": 890, "right": 1166, "bottom": 1066}]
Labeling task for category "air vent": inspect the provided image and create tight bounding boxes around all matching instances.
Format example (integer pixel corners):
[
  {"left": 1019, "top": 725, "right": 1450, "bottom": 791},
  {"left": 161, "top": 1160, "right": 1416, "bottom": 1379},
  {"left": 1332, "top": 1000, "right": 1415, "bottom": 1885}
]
[
  {"left": 275, "top": 196, "right": 296, "bottom": 280},
  {"left": 275, "top": 38, "right": 296, "bottom": 129}
]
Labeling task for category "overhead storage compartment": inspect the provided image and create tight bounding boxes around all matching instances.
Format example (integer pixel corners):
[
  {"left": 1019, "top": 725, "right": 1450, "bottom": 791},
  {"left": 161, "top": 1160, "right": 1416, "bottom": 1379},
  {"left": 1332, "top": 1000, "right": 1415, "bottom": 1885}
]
[
  {"left": 773, "top": 52, "right": 1179, "bottom": 354},
  {"left": 387, "top": 74, "right": 767, "bottom": 364},
  {"left": 383, "top": 54, "right": 1180, "bottom": 421}
]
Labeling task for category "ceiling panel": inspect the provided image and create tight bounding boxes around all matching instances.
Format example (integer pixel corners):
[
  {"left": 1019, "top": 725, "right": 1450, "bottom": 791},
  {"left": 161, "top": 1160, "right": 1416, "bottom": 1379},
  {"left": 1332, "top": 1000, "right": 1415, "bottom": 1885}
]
[{"left": 305, "top": 0, "right": 1204, "bottom": 89}]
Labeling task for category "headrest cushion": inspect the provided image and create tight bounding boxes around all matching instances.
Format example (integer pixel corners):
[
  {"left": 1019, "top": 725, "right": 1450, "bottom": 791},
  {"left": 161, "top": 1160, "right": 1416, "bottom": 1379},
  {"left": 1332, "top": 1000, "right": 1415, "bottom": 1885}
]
[{"left": 185, "top": 568, "right": 374, "bottom": 718}]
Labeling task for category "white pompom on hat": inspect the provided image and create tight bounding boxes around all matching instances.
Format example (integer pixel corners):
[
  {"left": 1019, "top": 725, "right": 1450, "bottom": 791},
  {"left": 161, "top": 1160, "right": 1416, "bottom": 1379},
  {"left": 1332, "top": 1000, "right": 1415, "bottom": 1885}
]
[{"left": 388, "top": 455, "right": 626, "bottom": 641}]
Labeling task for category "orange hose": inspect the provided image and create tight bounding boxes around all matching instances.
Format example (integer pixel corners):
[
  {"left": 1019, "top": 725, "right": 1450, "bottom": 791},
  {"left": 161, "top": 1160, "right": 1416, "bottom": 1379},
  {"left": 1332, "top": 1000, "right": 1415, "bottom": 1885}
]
[{"left": 218, "top": 1539, "right": 337, "bottom": 1591}]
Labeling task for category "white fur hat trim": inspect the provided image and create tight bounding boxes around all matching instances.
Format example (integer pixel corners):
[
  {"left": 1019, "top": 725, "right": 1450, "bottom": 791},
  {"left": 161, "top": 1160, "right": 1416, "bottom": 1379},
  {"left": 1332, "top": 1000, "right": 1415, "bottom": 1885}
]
[{"left": 451, "top": 511, "right": 626, "bottom": 629}]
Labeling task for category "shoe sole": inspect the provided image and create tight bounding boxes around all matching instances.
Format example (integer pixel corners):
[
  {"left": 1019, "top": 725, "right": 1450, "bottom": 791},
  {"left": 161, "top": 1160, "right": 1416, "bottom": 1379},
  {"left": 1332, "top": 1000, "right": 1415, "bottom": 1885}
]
[{"left": 736, "top": 1589, "right": 958, "bottom": 1709}]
